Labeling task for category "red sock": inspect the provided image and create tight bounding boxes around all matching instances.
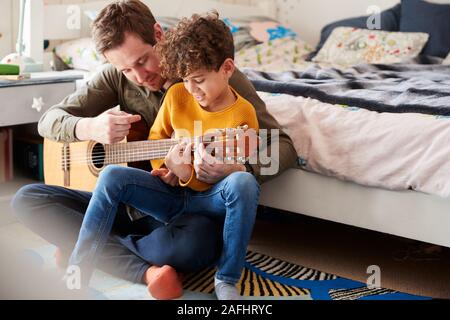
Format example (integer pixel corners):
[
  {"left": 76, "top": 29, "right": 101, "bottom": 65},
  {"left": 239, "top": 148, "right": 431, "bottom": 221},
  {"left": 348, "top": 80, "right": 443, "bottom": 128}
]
[
  {"left": 54, "top": 247, "right": 69, "bottom": 269},
  {"left": 144, "top": 265, "right": 183, "bottom": 300}
]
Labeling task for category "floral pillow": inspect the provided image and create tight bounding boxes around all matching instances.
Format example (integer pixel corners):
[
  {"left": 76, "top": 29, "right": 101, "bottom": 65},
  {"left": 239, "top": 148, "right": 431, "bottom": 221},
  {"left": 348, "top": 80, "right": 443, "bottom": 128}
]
[
  {"left": 313, "top": 27, "right": 429, "bottom": 66},
  {"left": 235, "top": 38, "right": 313, "bottom": 72},
  {"left": 443, "top": 52, "right": 450, "bottom": 65},
  {"left": 248, "top": 21, "right": 297, "bottom": 43},
  {"left": 53, "top": 37, "right": 105, "bottom": 72},
  {"left": 223, "top": 17, "right": 298, "bottom": 51},
  {"left": 223, "top": 17, "right": 264, "bottom": 51}
]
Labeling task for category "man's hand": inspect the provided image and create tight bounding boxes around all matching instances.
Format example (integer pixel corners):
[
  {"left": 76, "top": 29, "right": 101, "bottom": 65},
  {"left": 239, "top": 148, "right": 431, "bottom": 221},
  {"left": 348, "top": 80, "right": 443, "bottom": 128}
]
[
  {"left": 194, "top": 143, "right": 246, "bottom": 184},
  {"left": 151, "top": 168, "right": 179, "bottom": 187},
  {"left": 75, "top": 108, "right": 141, "bottom": 144}
]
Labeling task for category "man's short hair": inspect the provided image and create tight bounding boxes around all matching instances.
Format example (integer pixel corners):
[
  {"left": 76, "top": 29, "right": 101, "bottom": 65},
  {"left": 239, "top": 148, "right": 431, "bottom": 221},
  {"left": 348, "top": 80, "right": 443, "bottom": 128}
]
[
  {"left": 156, "top": 11, "right": 235, "bottom": 80},
  {"left": 92, "top": 0, "right": 157, "bottom": 55}
]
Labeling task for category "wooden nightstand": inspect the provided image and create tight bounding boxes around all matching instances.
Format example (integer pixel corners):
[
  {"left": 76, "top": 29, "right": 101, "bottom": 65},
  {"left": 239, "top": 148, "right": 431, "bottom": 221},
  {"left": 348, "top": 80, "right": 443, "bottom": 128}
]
[{"left": 0, "top": 71, "right": 84, "bottom": 127}]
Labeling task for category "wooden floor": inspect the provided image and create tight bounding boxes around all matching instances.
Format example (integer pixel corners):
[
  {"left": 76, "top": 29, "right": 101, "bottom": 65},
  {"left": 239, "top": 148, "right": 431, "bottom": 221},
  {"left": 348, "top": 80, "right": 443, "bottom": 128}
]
[{"left": 250, "top": 208, "right": 450, "bottom": 299}]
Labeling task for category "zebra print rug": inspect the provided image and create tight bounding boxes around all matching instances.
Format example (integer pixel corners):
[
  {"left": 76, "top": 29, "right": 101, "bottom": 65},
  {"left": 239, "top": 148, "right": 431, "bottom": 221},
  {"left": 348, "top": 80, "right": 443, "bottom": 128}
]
[
  {"left": 30, "top": 245, "right": 431, "bottom": 300},
  {"left": 182, "top": 251, "right": 431, "bottom": 300}
]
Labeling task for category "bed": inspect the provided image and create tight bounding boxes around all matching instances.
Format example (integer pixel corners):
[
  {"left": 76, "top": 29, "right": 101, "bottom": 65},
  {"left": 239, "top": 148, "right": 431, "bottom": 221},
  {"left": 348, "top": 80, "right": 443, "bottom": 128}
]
[{"left": 30, "top": 0, "right": 450, "bottom": 248}]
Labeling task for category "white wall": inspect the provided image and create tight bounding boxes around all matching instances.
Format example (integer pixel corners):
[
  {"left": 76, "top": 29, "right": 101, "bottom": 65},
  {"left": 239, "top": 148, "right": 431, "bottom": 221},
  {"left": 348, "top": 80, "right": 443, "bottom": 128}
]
[
  {"left": 0, "top": 0, "right": 99, "bottom": 59},
  {"left": 0, "top": 0, "right": 13, "bottom": 58},
  {"left": 2, "top": 0, "right": 450, "bottom": 59}
]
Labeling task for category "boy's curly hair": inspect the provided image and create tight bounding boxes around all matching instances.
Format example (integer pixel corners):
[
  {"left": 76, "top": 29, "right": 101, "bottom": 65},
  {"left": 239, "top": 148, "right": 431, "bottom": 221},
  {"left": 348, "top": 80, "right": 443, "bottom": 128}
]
[{"left": 156, "top": 11, "right": 235, "bottom": 80}]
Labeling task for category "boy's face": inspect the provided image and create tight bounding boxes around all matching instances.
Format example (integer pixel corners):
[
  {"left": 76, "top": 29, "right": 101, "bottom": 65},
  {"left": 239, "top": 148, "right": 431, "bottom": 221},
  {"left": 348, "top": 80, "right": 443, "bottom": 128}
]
[
  {"left": 104, "top": 26, "right": 166, "bottom": 91},
  {"left": 183, "top": 59, "right": 235, "bottom": 108}
]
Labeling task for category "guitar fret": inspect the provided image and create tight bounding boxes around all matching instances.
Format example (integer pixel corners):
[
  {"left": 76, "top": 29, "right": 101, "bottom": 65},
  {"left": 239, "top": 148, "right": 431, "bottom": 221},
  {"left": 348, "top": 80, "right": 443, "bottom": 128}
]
[{"left": 104, "top": 139, "right": 180, "bottom": 164}]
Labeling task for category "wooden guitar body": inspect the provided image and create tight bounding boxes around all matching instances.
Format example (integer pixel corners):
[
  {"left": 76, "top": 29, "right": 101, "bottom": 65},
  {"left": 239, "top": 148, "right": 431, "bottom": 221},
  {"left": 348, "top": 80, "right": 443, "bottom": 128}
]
[
  {"left": 44, "top": 118, "right": 150, "bottom": 192},
  {"left": 43, "top": 118, "right": 251, "bottom": 192}
]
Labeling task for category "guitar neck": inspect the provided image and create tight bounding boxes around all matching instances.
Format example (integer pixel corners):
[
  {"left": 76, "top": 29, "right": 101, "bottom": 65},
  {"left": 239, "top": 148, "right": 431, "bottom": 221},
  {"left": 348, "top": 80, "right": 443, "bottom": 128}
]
[{"left": 104, "top": 139, "right": 180, "bottom": 165}]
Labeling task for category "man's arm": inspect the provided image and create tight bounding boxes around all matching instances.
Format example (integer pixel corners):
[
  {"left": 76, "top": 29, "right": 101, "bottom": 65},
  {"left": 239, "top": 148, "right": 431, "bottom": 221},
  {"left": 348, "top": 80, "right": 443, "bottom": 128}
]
[
  {"left": 38, "top": 64, "right": 121, "bottom": 142},
  {"left": 229, "top": 69, "right": 298, "bottom": 184}
]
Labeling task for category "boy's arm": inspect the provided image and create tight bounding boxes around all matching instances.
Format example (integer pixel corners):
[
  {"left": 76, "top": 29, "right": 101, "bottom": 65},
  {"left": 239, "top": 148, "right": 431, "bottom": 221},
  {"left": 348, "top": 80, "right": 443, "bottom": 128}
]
[
  {"left": 38, "top": 65, "right": 120, "bottom": 142},
  {"left": 186, "top": 107, "right": 260, "bottom": 192},
  {"left": 148, "top": 93, "right": 174, "bottom": 170},
  {"left": 229, "top": 69, "right": 298, "bottom": 184},
  {"left": 179, "top": 165, "right": 211, "bottom": 192}
]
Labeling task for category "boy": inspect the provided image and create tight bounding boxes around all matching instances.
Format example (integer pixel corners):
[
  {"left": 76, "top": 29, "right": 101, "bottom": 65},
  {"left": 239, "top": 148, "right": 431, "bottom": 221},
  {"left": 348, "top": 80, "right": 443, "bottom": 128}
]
[{"left": 66, "top": 12, "right": 260, "bottom": 300}]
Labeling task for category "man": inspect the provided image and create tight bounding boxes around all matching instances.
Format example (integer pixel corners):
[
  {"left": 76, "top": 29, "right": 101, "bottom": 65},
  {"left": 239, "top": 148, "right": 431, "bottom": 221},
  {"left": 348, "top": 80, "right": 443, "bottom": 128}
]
[{"left": 11, "top": 0, "right": 297, "bottom": 299}]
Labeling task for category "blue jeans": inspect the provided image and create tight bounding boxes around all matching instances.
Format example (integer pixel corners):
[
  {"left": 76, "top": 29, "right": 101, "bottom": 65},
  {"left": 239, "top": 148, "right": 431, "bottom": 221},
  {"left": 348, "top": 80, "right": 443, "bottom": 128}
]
[
  {"left": 11, "top": 184, "right": 222, "bottom": 284},
  {"left": 69, "top": 165, "right": 260, "bottom": 286}
]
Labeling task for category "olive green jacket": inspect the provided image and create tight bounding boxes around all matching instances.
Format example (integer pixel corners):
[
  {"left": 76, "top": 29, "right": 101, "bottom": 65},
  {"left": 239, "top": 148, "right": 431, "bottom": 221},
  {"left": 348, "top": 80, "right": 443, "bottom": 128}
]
[{"left": 39, "top": 64, "right": 297, "bottom": 185}]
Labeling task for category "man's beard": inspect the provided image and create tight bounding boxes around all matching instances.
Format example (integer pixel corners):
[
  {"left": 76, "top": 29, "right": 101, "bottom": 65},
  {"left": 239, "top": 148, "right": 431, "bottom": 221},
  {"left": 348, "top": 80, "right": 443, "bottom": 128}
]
[{"left": 144, "top": 75, "right": 164, "bottom": 91}]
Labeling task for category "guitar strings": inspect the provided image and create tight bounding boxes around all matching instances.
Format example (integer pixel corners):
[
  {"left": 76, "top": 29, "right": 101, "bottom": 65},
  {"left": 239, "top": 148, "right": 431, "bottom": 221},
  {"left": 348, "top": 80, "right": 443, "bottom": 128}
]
[
  {"left": 60, "top": 146, "right": 241, "bottom": 165},
  {"left": 60, "top": 139, "right": 180, "bottom": 164},
  {"left": 61, "top": 148, "right": 175, "bottom": 165},
  {"left": 59, "top": 138, "right": 239, "bottom": 165}
]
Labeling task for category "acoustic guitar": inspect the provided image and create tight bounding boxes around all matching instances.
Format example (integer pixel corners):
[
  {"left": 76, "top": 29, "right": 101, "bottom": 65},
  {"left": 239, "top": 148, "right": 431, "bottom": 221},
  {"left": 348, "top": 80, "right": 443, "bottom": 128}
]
[{"left": 43, "top": 118, "right": 251, "bottom": 192}]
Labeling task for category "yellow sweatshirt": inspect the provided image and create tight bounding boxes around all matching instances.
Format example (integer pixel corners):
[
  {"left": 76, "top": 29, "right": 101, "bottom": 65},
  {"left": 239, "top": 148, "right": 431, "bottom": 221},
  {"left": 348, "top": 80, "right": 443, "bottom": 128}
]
[{"left": 149, "top": 82, "right": 259, "bottom": 191}]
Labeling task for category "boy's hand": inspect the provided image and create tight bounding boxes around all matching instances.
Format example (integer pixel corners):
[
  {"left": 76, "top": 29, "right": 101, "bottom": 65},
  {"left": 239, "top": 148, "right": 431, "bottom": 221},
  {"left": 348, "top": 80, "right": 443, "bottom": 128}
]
[
  {"left": 151, "top": 168, "right": 179, "bottom": 187},
  {"left": 194, "top": 143, "right": 245, "bottom": 184},
  {"left": 164, "top": 141, "right": 193, "bottom": 183}
]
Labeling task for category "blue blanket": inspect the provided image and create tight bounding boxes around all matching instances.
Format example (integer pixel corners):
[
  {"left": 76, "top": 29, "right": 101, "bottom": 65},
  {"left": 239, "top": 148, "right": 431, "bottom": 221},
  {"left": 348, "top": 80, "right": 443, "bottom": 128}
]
[{"left": 244, "top": 63, "right": 450, "bottom": 116}]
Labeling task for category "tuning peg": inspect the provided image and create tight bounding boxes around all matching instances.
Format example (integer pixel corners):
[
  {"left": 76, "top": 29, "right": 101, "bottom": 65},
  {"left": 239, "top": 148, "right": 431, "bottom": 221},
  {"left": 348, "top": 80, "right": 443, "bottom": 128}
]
[
  {"left": 225, "top": 156, "right": 234, "bottom": 164},
  {"left": 236, "top": 156, "right": 246, "bottom": 164}
]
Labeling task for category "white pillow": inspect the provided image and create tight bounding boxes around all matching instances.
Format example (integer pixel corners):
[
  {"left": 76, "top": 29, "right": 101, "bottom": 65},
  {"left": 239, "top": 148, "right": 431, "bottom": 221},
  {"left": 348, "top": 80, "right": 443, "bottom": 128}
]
[
  {"left": 313, "top": 27, "right": 429, "bottom": 66},
  {"left": 443, "top": 52, "right": 450, "bottom": 65}
]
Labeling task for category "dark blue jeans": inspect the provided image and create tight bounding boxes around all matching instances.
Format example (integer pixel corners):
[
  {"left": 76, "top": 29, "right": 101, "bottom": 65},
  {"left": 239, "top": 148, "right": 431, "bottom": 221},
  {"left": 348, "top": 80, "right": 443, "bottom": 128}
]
[
  {"left": 11, "top": 183, "right": 223, "bottom": 284},
  {"left": 69, "top": 165, "right": 260, "bottom": 286}
]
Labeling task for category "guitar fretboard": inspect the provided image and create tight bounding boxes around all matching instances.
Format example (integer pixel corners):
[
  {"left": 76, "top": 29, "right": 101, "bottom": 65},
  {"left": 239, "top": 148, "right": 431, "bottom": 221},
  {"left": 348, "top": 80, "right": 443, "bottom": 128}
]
[{"left": 104, "top": 138, "right": 181, "bottom": 164}]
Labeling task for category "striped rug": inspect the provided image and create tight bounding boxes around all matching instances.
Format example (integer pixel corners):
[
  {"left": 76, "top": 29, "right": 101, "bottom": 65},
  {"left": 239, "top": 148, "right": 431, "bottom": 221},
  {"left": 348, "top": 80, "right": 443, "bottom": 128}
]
[
  {"left": 31, "top": 245, "right": 431, "bottom": 300},
  {"left": 182, "top": 251, "right": 431, "bottom": 300}
]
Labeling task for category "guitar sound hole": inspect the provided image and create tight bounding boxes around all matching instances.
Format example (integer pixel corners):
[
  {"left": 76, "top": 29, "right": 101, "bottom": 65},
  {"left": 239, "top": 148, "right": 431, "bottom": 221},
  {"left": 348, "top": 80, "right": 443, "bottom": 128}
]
[{"left": 92, "top": 143, "right": 106, "bottom": 169}]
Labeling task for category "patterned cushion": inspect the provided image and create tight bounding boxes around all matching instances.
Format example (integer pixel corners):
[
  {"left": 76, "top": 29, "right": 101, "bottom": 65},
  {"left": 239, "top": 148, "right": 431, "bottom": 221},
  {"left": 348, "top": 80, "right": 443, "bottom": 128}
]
[
  {"left": 248, "top": 21, "right": 297, "bottom": 43},
  {"left": 308, "top": 4, "right": 401, "bottom": 61},
  {"left": 223, "top": 17, "right": 298, "bottom": 51},
  {"left": 235, "top": 38, "right": 313, "bottom": 72},
  {"left": 313, "top": 27, "right": 429, "bottom": 66},
  {"left": 53, "top": 37, "right": 105, "bottom": 72}
]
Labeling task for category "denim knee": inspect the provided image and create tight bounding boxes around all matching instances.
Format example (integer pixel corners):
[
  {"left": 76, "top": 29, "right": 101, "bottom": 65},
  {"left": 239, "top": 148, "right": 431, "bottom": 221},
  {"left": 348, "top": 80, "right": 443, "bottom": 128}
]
[
  {"left": 95, "top": 165, "right": 130, "bottom": 192},
  {"left": 97, "top": 165, "right": 128, "bottom": 182},
  {"left": 147, "top": 214, "right": 222, "bottom": 272},
  {"left": 223, "top": 172, "right": 260, "bottom": 198},
  {"left": 10, "top": 184, "right": 44, "bottom": 219}
]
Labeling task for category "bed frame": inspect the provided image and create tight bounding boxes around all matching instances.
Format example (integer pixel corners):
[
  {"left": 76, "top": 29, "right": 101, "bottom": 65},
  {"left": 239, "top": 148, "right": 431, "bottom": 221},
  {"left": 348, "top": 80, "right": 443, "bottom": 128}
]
[
  {"left": 260, "top": 169, "right": 450, "bottom": 248},
  {"left": 30, "top": 0, "right": 450, "bottom": 248}
]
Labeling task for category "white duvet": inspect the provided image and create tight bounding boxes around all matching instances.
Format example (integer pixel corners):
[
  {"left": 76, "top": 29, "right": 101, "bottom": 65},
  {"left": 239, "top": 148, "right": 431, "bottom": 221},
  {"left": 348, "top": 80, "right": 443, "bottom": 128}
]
[{"left": 260, "top": 92, "right": 450, "bottom": 198}]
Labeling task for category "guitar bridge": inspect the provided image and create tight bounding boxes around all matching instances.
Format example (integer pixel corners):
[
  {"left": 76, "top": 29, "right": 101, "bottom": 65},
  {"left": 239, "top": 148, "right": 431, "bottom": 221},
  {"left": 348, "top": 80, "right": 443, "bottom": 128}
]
[{"left": 62, "top": 143, "right": 70, "bottom": 187}]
